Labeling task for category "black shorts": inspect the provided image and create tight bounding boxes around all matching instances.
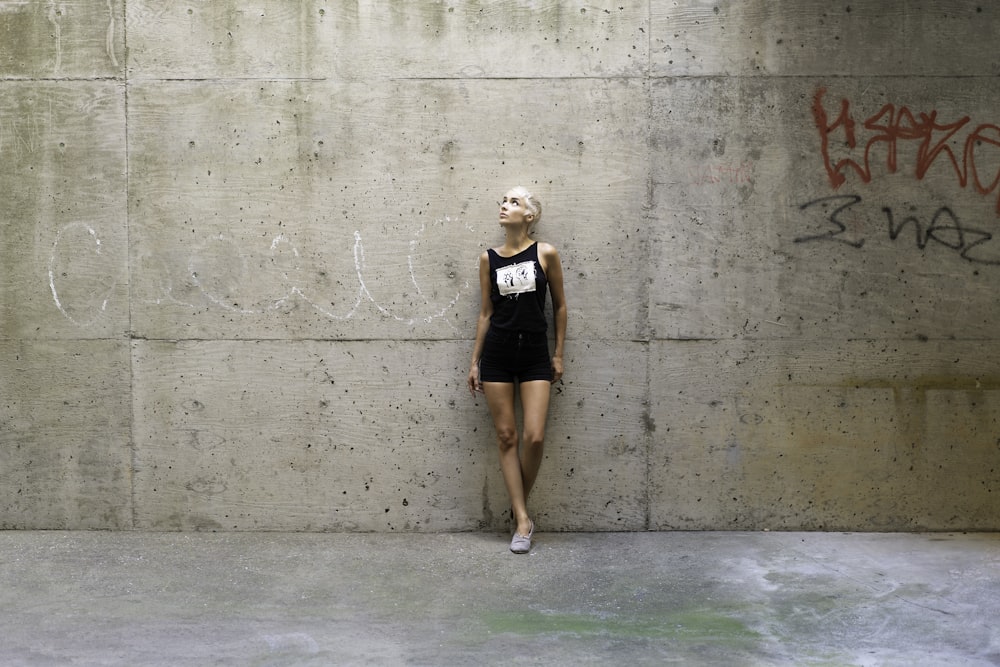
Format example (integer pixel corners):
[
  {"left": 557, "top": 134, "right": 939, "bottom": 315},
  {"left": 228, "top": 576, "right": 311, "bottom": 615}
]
[{"left": 479, "top": 328, "right": 553, "bottom": 383}]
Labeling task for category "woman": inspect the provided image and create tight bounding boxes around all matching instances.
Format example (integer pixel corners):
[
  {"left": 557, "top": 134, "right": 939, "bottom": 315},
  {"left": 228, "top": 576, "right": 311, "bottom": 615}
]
[{"left": 468, "top": 186, "right": 567, "bottom": 554}]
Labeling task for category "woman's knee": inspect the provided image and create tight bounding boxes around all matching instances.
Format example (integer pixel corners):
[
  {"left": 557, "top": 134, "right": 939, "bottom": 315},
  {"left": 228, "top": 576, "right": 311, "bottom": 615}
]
[
  {"left": 522, "top": 430, "right": 545, "bottom": 450},
  {"left": 495, "top": 427, "right": 518, "bottom": 451}
]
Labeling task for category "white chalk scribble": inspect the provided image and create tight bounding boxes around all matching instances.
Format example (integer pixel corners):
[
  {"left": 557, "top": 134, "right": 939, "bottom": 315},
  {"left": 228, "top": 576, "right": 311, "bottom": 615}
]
[{"left": 48, "top": 222, "right": 117, "bottom": 327}]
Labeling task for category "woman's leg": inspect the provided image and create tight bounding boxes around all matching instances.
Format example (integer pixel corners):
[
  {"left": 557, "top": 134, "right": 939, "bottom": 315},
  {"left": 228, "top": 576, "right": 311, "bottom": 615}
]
[
  {"left": 483, "top": 381, "right": 532, "bottom": 537},
  {"left": 518, "top": 380, "right": 552, "bottom": 500}
]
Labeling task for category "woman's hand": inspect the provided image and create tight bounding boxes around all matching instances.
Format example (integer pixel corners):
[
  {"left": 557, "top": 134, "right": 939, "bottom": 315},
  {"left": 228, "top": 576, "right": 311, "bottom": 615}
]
[
  {"left": 551, "top": 355, "right": 563, "bottom": 384},
  {"left": 468, "top": 364, "right": 483, "bottom": 397}
]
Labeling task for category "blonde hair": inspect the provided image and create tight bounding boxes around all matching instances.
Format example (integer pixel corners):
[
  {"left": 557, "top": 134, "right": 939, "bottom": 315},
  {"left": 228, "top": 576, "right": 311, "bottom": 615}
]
[{"left": 509, "top": 186, "right": 542, "bottom": 228}]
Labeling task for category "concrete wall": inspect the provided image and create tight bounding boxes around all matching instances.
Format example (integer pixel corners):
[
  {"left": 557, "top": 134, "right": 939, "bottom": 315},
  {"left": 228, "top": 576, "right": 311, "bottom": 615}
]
[{"left": 2, "top": 1, "right": 999, "bottom": 531}]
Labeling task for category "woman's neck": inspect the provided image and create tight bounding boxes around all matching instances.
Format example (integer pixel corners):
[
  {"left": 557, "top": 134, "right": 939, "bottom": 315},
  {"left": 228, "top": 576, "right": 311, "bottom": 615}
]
[{"left": 501, "top": 228, "right": 533, "bottom": 254}]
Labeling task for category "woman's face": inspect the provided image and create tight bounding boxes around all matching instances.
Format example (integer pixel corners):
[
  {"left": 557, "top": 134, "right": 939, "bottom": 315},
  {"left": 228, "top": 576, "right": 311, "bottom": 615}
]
[{"left": 499, "top": 190, "right": 533, "bottom": 226}]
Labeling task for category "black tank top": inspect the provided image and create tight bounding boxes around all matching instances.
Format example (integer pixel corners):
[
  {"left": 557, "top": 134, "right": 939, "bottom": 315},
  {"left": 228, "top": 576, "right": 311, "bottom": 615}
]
[{"left": 488, "top": 242, "right": 548, "bottom": 333}]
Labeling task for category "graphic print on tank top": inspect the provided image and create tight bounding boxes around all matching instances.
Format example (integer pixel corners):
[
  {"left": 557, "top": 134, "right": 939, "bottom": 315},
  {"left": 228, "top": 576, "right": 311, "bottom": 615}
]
[{"left": 496, "top": 260, "right": 537, "bottom": 297}]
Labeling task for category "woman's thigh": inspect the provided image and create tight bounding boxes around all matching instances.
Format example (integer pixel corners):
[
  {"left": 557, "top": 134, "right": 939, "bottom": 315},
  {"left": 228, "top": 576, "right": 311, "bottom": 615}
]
[
  {"left": 483, "top": 382, "right": 517, "bottom": 437},
  {"left": 519, "top": 380, "right": 551, "bottom": 439}
]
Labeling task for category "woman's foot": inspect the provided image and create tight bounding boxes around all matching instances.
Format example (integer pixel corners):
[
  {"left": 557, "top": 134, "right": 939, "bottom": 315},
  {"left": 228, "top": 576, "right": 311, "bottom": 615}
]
[{"left": 510, "top": 520, "right": 534, "bottom": 554}]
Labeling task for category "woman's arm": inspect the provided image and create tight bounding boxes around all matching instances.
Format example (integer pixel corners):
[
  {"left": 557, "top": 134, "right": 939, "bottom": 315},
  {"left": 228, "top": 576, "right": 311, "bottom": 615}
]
[
  {"left": 540, "top": 243, "right": 567, "bottom": 383},
  {"left": 468, "top": 251, "right": 493, "bottom": 396}
]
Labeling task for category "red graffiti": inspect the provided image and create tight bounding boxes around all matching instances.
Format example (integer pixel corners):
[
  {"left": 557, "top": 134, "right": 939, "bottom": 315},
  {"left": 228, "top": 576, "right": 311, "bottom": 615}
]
[{"left": 812, "top": 87, "right": 1000, "bottom": 214}]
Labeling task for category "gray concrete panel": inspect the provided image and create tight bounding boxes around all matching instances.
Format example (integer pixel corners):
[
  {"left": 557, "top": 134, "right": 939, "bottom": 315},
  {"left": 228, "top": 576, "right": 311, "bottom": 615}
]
[
  {"left": 132, "top": 339, "right": 483, "bottom": 531},
  {"left": 652, "top": 1, "right": 1000, "bottom": 77},
  {"left": 127, "top": 0, "right": 648, "bottom": 80},
  {"left": 651, "top": 75, "right": 1000, "bottom": 341},
  {"left": 133, "top": 338, "right": 647, "bottom": 532},
  {"left": 0, "top": 0, "right": 124, "bottom": 79},
  {"left": 0, "top": 81, "right": 127, "bottom": 339},
  {"left": 0, "top": 340, "right": 132, "bottom": 528},
  {"left": 128, "top": 77, "right": 648, "bottom": 341},
  {"left": 519, "top": 340, "right": 648, "bottom": 531},
  {"left": 650, "top": 339, "right": 1000, "bottom": 530}
]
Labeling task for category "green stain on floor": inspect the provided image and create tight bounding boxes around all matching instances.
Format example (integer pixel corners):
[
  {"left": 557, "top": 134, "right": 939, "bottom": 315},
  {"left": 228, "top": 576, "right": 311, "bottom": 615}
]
[{"left": 482, "top": 609, "right": 760, "bottom": 644}]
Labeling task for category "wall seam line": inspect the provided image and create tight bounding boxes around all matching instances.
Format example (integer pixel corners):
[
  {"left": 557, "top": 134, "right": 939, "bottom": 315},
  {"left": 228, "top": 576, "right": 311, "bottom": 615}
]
[
  {"left": 644, "top": 0, "right": 653, "bottom": 532},
  {"left": 122, "top": 0, "right": 138, "bottom": 531}
]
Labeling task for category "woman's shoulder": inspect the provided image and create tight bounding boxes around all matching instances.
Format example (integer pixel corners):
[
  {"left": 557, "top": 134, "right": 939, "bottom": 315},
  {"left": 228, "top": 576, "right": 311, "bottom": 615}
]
[{"left": 536, "top": 241, "right": 560, "bottom": 258}]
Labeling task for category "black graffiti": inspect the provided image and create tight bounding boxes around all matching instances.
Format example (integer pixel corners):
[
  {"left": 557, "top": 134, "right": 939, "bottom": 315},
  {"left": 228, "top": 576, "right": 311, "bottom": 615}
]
[
  {"left": 794, "top": 195, "right": 866, "bottom": 248},
  {"left": 795, "top": 195, "right": 1000, "bottom": 266}
]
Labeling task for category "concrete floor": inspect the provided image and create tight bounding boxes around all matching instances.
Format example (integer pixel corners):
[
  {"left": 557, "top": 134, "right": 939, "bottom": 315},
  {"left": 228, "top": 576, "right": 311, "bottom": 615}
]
[{"left": 1, "top": 531, "right": 998, "bottom": 666}]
